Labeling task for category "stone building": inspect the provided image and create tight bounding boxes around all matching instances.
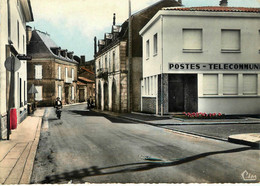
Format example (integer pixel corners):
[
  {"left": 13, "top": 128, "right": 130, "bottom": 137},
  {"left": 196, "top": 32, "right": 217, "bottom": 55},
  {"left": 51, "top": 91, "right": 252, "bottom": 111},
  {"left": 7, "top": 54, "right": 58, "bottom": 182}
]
[
  {"left": 77, "top": 58, "right": 95, "bottom": 103},
  {"left": 95, "top": 0, "right": 181, "bottom": 112},
  {"left": 27, "top": 29, "right": 78, "bottom": 106},
  {"left": 140, "top": 6, "right": 260, "bottom": 115},
  {"left": 0, "top": 0, "right": 33, "bottom": 139}
]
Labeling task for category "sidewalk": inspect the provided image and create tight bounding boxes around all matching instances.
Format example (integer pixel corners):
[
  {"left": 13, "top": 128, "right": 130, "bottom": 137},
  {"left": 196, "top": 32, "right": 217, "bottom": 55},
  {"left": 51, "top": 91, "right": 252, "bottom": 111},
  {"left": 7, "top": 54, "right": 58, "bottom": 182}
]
[
  {"left": 0, "top": 108, "right": 45, "bottom": 184},
  {"left": 94, "top": 109, "right": 260, "bottom": 148}
]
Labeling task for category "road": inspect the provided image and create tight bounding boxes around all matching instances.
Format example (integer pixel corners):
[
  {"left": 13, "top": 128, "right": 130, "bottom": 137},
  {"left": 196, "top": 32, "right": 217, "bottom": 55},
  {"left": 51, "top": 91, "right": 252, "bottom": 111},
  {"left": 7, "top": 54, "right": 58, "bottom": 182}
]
[{"left": 31, "top": 104, "right": 260, "bottom": 184}]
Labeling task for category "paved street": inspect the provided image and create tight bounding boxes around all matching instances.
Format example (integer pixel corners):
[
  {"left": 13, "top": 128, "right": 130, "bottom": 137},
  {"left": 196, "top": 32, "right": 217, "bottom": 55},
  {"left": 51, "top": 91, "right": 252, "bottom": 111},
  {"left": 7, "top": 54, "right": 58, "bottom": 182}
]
[{"left": 31, "top": 104, "right": 260, "bottom": 184}]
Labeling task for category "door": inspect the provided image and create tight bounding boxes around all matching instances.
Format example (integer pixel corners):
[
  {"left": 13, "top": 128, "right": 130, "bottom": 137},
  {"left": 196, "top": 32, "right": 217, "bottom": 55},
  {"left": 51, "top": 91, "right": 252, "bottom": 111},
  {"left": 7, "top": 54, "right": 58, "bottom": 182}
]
[
  {"left": 65, "top": 87, "right": 69, "bottom": 104},
  {"left": 79, "top": 89, "right": 85, "bottom": 102},
  {"left": 169, "top": 81, "right": 184, "bottom": 112}
]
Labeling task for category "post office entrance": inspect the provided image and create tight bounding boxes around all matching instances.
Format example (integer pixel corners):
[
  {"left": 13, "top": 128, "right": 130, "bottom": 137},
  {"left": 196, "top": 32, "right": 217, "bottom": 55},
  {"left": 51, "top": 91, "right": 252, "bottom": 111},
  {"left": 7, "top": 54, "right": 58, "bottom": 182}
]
[{"left": 168, "top": 74, "right": 197, "bottom": 113}]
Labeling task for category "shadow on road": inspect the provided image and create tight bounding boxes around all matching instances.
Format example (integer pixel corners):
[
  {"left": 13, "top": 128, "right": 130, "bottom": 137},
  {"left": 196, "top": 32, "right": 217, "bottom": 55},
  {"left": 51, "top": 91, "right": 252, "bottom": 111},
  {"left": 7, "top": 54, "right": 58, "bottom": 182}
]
[
  {"left": 40, "top": 146, "right": 255, "bottom": 184},
  {"left": 68, "top": 110, "right": 134, "bottom": 124}
]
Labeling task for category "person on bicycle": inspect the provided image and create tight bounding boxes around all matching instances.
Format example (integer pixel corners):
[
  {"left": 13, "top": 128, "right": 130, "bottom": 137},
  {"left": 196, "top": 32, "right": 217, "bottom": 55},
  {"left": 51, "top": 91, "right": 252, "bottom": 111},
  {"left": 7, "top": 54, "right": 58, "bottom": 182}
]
[{"left": 54, "top": 97, "right": 62, "bottom": 108}]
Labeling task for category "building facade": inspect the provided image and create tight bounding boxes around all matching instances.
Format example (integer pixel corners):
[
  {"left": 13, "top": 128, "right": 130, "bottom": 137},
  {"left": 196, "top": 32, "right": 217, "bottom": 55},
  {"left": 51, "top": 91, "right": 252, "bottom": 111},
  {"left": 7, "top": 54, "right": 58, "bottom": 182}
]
[
  {"left": 0, "top": 0, "right": 33, "bottom": 139},
  {"left": 140, "top": 7, "right": 260, "bottom": 115},
  {"left": 95, "top": 0, "right": 181, "bottom": 113},
  {"left": 27, "top": 29, "right": 78, "bottom": 106}
]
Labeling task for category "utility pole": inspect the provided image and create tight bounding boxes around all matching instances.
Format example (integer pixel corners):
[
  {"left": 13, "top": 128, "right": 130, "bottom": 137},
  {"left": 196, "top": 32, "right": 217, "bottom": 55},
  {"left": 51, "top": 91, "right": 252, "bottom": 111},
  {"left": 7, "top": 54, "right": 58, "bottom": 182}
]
[{"left": 127, "top": 0, "right": 132, "bottom": 112}]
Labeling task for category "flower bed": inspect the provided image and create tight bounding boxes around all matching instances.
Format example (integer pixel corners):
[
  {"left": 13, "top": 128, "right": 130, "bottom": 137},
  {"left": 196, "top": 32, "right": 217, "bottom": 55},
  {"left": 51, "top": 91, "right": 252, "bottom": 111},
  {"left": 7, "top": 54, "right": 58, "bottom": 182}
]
[{"left": 182, "top": 112, "right": 225, "bottom": 119}]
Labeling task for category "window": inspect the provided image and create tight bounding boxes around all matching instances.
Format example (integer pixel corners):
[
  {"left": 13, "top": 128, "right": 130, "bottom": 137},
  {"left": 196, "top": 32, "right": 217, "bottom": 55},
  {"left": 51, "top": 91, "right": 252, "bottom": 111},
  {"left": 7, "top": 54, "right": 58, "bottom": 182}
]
[
  {"left": 221, "top": 30, "right": 240, "bottom": 52},
  {"left": 183, "top": 29, "right": 202, "bottom": 52},
  {"left": 71, "top": 69, "right": 74, "bottom": 81},
  {"left": 58, "top": 85, "right": 62, "bottom": 99},
  {"left": 112, "top": 51, "right": 115, "bottom": 72},
  {"left": 24, "top": 81, "right": 26, "bottom": 104},
  {"left": 35, "top": 65, "right": 42, "bottom": 79},
  {"left": 23, "top": 35, "right": 25, "bottom": 53},
  {"left": 153, "top": 33, "right": 158, "bottom": 55},
  {"left": 65, "top": 67, "right": 68, "bottom": 82},
  {"left": 258, "top": 30, "right": 260, "bottom": 52},
  {"left": 223, "top": 74, "right": 238, "bottom": 95},
  {"left": 58, "top": 66, "right": 61, "bottom": 80},
  {"left": 203, "top": 74, "right": 218, "bottom": 95},
  {"left": 146, "top": 40, "right": 150, "bottom": 59},
  {"left": 35, "top": 86, "right": 42, "bottom": 101},
  {"left": 243, "top": 74, "right": 257, "bottom": 95},
  {"left": 71, "top": 86, "right": 75, "bottom": 100},
  {"left": 17, "top": 21, "right": 19, "bottom": 48}
]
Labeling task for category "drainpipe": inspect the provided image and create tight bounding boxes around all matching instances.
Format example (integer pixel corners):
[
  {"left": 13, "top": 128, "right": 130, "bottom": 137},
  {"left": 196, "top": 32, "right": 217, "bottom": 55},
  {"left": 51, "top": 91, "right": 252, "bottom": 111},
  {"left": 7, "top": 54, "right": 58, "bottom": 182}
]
[
  {"left": 7, "top": 0, "right": 12, "bottom": 44},
  {"left": 160, "top": 15, "right": 164, "bottom": 116},
  {"left": 127, "top": 0, "right": 132, "bottom": 113}
]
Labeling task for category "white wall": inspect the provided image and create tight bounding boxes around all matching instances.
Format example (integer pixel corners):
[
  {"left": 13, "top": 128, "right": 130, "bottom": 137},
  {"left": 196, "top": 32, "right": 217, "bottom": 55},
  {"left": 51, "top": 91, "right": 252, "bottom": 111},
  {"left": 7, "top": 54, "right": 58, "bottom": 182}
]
[
  {"left": 0, "top": 0, "right": 29, "bottom": 119},
  {"left": 142, "top": 17, "right": 162, "bottom": 78},
  {"left": 162, "top": 12, "right": 260, "bottom": 73}
]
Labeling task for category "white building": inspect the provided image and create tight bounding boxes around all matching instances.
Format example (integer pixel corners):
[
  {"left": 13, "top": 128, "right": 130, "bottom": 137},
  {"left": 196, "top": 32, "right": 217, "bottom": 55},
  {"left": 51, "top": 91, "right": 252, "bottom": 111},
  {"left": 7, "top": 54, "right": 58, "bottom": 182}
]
[
  {"left": 140, "top": 6, "right": 260, "bottom": 115},
  {"left": 0, "top": 0, "right": 33, "bottom": 139}
]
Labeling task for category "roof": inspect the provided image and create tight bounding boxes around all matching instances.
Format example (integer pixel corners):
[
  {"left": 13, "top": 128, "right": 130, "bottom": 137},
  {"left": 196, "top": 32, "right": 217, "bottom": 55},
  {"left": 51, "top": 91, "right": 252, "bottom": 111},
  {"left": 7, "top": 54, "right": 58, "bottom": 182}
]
[
  {"left": 163, "top": 6, "right": 260, "bottom": 13},
  {"left": 80, "top": 67, "right": 94, "bottom": 75},
  {"left": 28, "top": 30, "right": 78, "bottom": 64},
  {"left": 77, "top": 81, "right": 87, "bottom": 86},
  {"left": 36, "top": 30, "right": 58, "bottom": 49},
  {"left": 78, "top": 77, "right": 94, "bottom": 83}
]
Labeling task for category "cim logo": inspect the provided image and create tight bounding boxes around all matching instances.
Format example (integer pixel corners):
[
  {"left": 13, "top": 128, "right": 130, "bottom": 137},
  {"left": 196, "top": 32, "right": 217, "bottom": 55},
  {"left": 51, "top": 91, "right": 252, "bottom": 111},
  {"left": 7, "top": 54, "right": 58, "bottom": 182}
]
[{"left": 241, "top": 170, "right": 257, "bottom": 181}]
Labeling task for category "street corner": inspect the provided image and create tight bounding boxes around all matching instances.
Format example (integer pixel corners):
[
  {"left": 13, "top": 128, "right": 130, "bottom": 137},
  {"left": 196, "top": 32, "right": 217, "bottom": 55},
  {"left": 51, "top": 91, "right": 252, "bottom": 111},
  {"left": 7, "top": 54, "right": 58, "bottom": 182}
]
[{"left": 228, "top": 133, "right": 260, "bottom": 149}]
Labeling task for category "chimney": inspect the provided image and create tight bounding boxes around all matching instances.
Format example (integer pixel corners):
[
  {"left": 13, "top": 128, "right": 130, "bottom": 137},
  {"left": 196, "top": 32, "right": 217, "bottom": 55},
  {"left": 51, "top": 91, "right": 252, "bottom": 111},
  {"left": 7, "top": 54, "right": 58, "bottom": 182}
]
[
  {"left": 113, "top": 13, "right": 116, "bottom": 25},
  {"left": 80, "top": 55, "right": 85, "bottom": 66},
  {"left": 26, "top": 26, "right": 32, "bottom": 45},
  {"left": 178, "top": 0, "right": 182, "bottom": 5},
  {"left": 219, "top": 0, "right": 228, "bottom": 6},
  {"left": 94, "top": 37, "right": 97, "bottom": 55}
]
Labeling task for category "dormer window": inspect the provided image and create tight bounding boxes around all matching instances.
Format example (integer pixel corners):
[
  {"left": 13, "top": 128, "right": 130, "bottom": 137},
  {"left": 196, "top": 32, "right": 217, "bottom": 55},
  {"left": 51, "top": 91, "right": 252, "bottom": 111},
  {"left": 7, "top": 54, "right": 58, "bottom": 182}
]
[
  {"left": 51, "top": 47, "right": 61, "bottom": 56},
  {"left": 60, "top": 50, "right": 67, "bottom": 58}
]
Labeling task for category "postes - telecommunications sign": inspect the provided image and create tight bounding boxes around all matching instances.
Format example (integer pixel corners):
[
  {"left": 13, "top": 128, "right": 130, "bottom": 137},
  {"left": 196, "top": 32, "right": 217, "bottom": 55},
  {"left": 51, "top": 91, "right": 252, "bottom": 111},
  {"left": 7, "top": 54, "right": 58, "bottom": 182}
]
[{"left": 169, "top": 63, "right": 260, "bottom": 71}]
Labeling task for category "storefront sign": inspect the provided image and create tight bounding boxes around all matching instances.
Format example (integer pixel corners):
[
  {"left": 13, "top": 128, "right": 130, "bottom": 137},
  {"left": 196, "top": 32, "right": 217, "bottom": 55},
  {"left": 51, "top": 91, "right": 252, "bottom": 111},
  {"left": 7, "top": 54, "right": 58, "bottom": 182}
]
[{"left": 169, "top": 63, "right": 260, "bottom": 71}]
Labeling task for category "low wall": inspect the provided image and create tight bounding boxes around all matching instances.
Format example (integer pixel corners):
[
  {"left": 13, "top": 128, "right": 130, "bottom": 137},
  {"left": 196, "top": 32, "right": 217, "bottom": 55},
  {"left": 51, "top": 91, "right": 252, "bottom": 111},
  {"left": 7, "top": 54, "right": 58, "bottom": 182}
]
[{"left": 142, "top": 97, "right": 157, "bottom": 114}]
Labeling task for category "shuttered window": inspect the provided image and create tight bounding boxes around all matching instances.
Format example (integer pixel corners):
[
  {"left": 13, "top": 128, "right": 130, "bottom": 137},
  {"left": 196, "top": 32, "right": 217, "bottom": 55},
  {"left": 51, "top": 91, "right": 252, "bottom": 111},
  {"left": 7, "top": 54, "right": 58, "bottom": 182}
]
[
  {"left": 146, "top": 40, "right": 150, "bottom": 59},
  {"left": 153, "top": 33, "right": 158, "bottom": 55},
  {"left": 58, "top": 66, "right": 61, "bottom": 80},
  {"left": 243, "top": 74, "right": 257, "bottom": 95},
  {"left": 203, "top": 74, "right": 218, "bottom": 95},
  {"left": 221, "top": 30, "right": 240, "bottom": 51},
  {"left": 71, "top": 86, "right": 75, "bottom": 100},
  {"left": 223, "top": 74, "right": 238, "bottom": 95},
  {"left": 35, "top": 86, "right": 42, "bottom": 101},
  {"left": 183, "top": 29, "right": 202, "bottom": 52},
  {"left": 72, "top": 69, "right": 74, "bottom": 81},
  {"left": 35, "top": 65, "right": 42, "bottom": 79},
  {"left": 65, "top": 67, "right": 68, "bottom": 82}
]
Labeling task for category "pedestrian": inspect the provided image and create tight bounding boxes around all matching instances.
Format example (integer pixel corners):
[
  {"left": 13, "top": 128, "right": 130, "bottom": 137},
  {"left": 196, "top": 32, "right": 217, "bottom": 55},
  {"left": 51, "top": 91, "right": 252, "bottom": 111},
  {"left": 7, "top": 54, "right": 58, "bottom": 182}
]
[{"left": 87, "top": 98, "right": 90, "bottom": 109}]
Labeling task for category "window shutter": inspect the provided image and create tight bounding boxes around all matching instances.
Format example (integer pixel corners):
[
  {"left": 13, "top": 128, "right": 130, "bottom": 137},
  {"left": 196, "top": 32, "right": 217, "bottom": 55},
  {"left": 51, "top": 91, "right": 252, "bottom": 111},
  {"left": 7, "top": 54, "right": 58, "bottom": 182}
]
[
  {"left": 223, "top": 75, "right": 238, "bottom": 95},
  {"left": 221, "top": 30, "right": 240, "bottom": 51},
  {"left": 203, "top": 75, "right": 218, "bottom": 95},
  {"left": 243, "top": 74, "right": 257, "bottom": 95},
  {"left": 71, "top": 86, "right": 74, "bottom": 100},
  {"left": 58, "top": 66, "right": 61, "bottom": 80},
  {"left": 35, "top": 86, "right": 42, "bottom": 101},
  {"left": 183, "top": 29, "right": 202, "bottom": 50},
  {"left": 72, "top": 69, "right": 74, "bottom": 81}
]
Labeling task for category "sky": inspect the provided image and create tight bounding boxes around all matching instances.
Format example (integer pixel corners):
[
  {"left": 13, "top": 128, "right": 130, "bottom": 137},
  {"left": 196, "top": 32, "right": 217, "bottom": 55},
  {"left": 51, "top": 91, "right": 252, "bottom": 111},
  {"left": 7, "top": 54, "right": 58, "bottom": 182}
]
[{"left": 28, "top": 0, "right": 260, "bottom": 61}]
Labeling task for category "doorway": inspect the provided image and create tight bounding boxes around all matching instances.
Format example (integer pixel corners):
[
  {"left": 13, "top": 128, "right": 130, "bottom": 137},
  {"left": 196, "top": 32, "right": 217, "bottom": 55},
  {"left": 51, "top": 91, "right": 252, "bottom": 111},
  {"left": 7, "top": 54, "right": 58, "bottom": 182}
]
[{"left": 168, "top": 74, "right": 197, "bottom": 112}]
